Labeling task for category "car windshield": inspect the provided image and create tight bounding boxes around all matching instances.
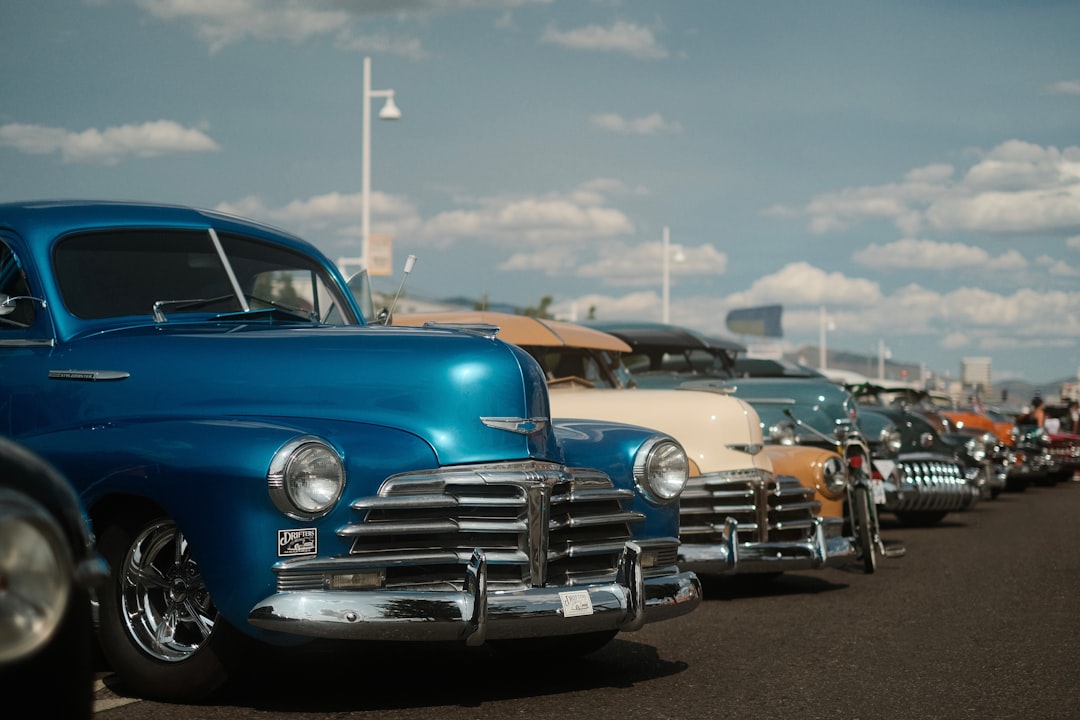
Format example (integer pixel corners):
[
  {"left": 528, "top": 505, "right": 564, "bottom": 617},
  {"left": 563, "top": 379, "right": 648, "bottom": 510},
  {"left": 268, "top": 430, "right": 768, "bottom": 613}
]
[
  {"left": 53, "top": 229, "right": 355, "bottom": 324},
  {"left": 524, "top": 347, "right": 628, "bottom": 389},
  {"left": 623, "top": 348, "right": 732, "bottom": 378}
]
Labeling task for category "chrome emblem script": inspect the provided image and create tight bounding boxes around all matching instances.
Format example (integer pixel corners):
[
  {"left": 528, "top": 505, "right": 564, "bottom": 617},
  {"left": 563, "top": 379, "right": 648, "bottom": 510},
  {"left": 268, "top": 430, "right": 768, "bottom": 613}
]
[{"left": 480, "top": 417, "right": 548, "bottom": 434}]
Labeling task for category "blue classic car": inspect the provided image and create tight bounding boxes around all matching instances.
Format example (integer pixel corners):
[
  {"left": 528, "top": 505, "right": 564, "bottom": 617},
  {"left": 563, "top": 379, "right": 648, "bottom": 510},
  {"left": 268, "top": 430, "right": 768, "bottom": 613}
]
[
  {"left": 0, "top": 201, "right": 700, "bottom": 702},
  {"left": 0, "top": 437, "right": 108, "bottom": 719}
]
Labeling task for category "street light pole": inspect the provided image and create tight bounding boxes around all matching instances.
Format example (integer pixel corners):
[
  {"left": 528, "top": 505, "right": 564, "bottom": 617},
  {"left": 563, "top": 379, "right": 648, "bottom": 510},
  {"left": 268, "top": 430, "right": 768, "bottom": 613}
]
[
  {"left": 361, "top": 56, "right": 401, "bottom": 272},
  {"left": 662, "top": 226, "right": 670, "bottom": 323}
]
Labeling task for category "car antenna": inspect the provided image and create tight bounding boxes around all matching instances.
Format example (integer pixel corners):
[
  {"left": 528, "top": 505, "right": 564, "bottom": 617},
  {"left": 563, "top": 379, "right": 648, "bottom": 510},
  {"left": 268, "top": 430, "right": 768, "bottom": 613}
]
[{"left": 379, "top": 254, "right": 416, "bottom": 325}]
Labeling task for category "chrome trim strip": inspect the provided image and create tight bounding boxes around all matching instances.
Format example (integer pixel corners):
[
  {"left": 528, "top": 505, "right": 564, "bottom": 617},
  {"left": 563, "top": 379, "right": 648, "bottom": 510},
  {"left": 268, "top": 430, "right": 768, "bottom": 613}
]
[
  {"left": 48, "top": 369, "right": 130, "bottom": 381},
  {"left": 0, "top": 339, "right": 54, "bottom": 347}
]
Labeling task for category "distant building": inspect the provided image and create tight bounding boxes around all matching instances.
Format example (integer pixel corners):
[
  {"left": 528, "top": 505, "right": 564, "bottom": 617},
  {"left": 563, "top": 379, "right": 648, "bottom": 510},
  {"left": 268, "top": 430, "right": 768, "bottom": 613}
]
[{"left": 961, "top": 357, "right": 992, "bottom": 394}]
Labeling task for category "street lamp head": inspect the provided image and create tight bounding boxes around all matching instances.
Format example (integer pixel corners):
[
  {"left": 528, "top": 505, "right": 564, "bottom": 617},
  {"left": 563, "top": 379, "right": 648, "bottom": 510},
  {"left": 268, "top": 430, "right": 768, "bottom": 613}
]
[{"left": 379, "top": 94, "right": 402, "bottom": 120}]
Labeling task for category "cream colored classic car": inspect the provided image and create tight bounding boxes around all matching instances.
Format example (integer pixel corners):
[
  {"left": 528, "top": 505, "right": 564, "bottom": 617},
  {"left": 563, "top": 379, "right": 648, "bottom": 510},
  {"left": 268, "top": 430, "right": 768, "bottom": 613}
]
[{"left": 396, "top": 311, "right": 863, "bottom": 577}]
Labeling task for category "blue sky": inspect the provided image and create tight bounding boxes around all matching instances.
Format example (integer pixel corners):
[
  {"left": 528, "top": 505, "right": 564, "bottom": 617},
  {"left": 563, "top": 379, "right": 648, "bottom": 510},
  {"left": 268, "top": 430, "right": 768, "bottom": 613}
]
[{"left": 2, "top": 0, "right": 1079, "bottom": 386}]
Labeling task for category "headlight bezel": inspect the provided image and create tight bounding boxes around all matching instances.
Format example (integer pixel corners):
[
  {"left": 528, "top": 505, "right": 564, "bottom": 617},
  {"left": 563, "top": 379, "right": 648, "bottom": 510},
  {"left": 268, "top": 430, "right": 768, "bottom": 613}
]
[
  {"left": 267, "top": 436, "right": 346, "bottom": 520},
  {"left": 818, "top": 455, "right": 848, "bottom": 498},
  {"left": 633, "top": 436, "right": 689, "bottom": 504}
]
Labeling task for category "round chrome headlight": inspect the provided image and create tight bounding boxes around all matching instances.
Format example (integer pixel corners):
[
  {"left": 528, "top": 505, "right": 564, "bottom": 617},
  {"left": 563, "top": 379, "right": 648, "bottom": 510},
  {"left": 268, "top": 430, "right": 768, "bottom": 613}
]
[
  {"left": 879, "top": 425, "right": 902, "bottom": 455},
  {"left": 633, "top": 437, "right": 689, "bottom": 503},
  {"left": 964, "top": 436, "right": 987, "bottom": 462},
  {"left": 268, "top": 437, "right": 345, "bottom": 520},
  {"left": 821, "top": 455, "right": 848, "bottom": 496},
  {"left": 769, "top": 421, "right": 797, "bottom": 445},
  {"left": 0, "top": 490, "right": 72, "bottom": 664}
]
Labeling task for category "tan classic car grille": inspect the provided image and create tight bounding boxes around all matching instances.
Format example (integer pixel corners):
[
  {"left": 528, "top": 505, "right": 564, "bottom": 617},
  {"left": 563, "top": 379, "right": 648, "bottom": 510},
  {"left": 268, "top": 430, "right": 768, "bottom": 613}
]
[
  {"left": 679, "top": 470, "right": 819, "bottom": 545},
  {"left": 336, "top": 461, "right": 645, "bottom": 591}
]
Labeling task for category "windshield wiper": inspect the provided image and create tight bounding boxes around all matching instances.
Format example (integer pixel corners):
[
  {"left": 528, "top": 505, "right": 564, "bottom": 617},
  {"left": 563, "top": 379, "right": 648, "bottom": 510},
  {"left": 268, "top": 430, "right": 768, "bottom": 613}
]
[
  {"left": 153, "top": 294, "right": 316, "bottom": 323},
  {"left": 153, "top": 228, "right": 249, "bottom": 322}
]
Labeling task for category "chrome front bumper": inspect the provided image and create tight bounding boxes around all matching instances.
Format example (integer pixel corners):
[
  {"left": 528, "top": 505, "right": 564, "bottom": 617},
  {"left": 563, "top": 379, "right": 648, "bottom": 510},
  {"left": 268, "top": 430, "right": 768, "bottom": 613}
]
[
  {"left": 248, "top": 541, "right": 701, "bottom": 645},
  {"left": 678, "top": 516, "right": 857, "bottom": 574}
]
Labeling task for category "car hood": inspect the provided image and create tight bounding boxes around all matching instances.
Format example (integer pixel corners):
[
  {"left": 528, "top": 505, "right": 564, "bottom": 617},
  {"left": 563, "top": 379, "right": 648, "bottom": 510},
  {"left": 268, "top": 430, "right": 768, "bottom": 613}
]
[
  {"left": 24, "top": 322, "right": 556, "bottom": 465},
  {"left": 547, "top": 387, "right": 770, "bottom": 473},
  {"left": 680, "top": 377, "right": 855, "bottom": 442}
]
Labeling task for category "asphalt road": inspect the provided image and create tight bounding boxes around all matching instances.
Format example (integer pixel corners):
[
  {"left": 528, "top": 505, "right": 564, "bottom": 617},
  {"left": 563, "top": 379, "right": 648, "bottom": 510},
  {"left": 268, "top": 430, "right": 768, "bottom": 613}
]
[{"left": 93, "top": 477, "right": 1080, "bottom": 720}]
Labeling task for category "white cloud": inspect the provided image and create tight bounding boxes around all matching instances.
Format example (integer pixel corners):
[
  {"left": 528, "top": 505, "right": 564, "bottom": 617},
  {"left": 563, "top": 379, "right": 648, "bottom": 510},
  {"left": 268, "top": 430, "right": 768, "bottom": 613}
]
[
  {"left": 134, "top": 0, "right": 350, "bottom": 53},
  {"left": 1067, "top": 235, "right": 1080, "bottom": 250},
  {"left": 723, "top": 262, "right": 883, "bottom": 307},
  {"left": 1036, "top": 254, "right": 1080, "bottom": 277},
  {"left": 575, "top": 240, "right": 727, "bottom": 285},
  {"left": 1047, "top": 80, "right": 1080, "bottom": 96},
  {"left": 129, "top": 0, "right": 551, "bottom": 53},
  {"left": 767, "top": 140, "right": 1080, "bottom": 238},
  {"left": 540, "top": 20, "right": 667, "bottom": 59},
  {"left": 216, "top": 190, "right": 421, "bottom": 255},
  {"left": 589, "top": 112, "right": 682, "bottom": 135},
  {"left": 853, "top": 238, "right": 1027, "bottom": 271},
  {"left": 0, "top": 120, "right": 219, "bottom": 165},
  {"left": 417, "top": 181, "right": 635, "bottom": 245}
]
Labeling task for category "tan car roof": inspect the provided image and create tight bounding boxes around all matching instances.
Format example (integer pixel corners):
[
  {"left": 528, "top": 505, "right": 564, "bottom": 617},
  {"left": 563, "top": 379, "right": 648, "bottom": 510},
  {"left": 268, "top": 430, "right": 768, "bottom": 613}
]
[{"left": 395, "top": 311, "right": 631, "bottom": 353}]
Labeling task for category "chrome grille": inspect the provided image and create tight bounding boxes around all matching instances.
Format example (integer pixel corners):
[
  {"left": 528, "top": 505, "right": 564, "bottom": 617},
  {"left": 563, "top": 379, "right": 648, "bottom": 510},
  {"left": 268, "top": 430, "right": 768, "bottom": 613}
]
[
  {"left": 338, "top": 461, "right": 644, "bottom": 591},
  {"left": 893, "top": 458, "right": 974, "bottom": 511},
  {"left": 1049, "top": 444, "right": 1080, "bottom": 463},
  {"left": 679, "top": 470, "right": 819, "bottom": 545}
]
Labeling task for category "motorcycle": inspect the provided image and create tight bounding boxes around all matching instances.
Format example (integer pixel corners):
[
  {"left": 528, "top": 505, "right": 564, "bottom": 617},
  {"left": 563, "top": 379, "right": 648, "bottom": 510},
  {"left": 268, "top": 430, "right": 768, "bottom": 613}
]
[{"left": 783, "top": 409, "right": 905, "bottom": 573}]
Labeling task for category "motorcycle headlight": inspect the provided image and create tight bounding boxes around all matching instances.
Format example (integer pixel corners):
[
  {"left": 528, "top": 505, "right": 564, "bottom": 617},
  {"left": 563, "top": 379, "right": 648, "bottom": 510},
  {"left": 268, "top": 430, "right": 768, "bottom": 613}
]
[
  {"left": 769, "top": 421, "right": 797, "bottom": 445},
  {"left": 0, "top": 490, "right": 73, "bottom": 664},
  {"left": 268, "top": 437, "right": 345, "bottom": 520},
  {"left": 634, "top": 436, "right": 689, "bottom": 503},
  {"left": 880, "top": 425, "right": 902, "bottom": 455}
]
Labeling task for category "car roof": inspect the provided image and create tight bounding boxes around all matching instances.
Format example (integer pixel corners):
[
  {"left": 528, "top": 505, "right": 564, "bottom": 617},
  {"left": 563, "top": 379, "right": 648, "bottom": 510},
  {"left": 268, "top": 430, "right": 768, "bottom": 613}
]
[
  {"left": 586, "top": 320, "right": 746, "bottom": 354},
  {"left": 395, "top": 311, "right": 632, "bottom": 352}
]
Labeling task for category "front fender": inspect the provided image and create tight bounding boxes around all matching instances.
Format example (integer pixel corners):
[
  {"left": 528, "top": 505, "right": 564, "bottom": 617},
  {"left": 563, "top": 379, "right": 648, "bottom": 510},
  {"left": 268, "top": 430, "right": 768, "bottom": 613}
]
[
  {"left": 552, "top": 418, "right": 682, "bottom": 541},
  {"left": 20, "top": 417, "right": 438, "bottom": 637}
]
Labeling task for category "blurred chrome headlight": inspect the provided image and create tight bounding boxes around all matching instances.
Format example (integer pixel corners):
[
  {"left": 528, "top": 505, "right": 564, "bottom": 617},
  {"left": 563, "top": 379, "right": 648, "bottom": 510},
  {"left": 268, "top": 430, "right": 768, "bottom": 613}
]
[
  {"left": 268, "top": 437, "right": 345, "bottom": 520},
  {"left": 964, "top": 436, "right": 987, "bottom": 463},
  {"left": 879, "top": 424, "right": 902, "bottom": 455},
  {"left": 821, "top": 455, "right": 848, "bottom": 496},
  {"left": 768, "top": 421, "right": 797, "bottom": 445},
  {"left": 0, "top": 489, "right": 72, "bottom": 664},
  {"left": 633, "top": 436, "right": 689, "bottom": 503}
]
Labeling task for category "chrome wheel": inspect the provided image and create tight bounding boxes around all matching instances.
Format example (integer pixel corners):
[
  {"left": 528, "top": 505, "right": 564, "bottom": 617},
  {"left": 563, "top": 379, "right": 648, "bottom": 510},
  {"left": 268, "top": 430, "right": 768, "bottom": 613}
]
[{"left": 120, "top": 519, "right": 217, "bottom": 662}]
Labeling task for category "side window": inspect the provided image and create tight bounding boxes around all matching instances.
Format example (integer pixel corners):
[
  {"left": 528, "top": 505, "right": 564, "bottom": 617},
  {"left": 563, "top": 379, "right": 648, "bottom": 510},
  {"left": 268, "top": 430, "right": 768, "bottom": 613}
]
[{"left": 0, "top": 241, "right": 37, "bottom": 329}]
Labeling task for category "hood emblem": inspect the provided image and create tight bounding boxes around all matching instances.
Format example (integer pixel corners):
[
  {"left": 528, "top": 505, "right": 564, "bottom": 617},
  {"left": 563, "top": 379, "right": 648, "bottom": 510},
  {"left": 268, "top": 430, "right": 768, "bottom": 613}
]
[
  {"left": 481, "top": 417, "right": 548, "bottom": 435},
  {"left": 727, "top": 443, "right": 764, "bottom": 455}
]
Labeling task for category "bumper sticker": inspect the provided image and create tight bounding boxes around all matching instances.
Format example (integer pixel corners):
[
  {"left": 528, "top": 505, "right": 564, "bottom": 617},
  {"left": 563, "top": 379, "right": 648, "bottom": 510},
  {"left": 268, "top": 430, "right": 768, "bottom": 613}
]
[
  {"left": 278, "top": 528, "right": 317, "bottom": 557},
  {"left": 559, "top": 590, "right": 594, "bottom": 617}
]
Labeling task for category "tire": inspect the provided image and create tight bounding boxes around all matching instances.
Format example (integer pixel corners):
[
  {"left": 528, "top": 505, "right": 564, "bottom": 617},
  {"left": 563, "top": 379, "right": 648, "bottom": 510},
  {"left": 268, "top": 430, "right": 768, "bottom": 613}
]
[
  {"left": 894, "top": 510, "right": 948, "bottom": 527},
  {"left": 852, "top": 485, "right": 877, "bottom": 574},
  {"left": 96, "top": 513, "right": 249, "bottom": 702},
  {"left": 489, "top": 630, "right": 618, "bottom": 659}
]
